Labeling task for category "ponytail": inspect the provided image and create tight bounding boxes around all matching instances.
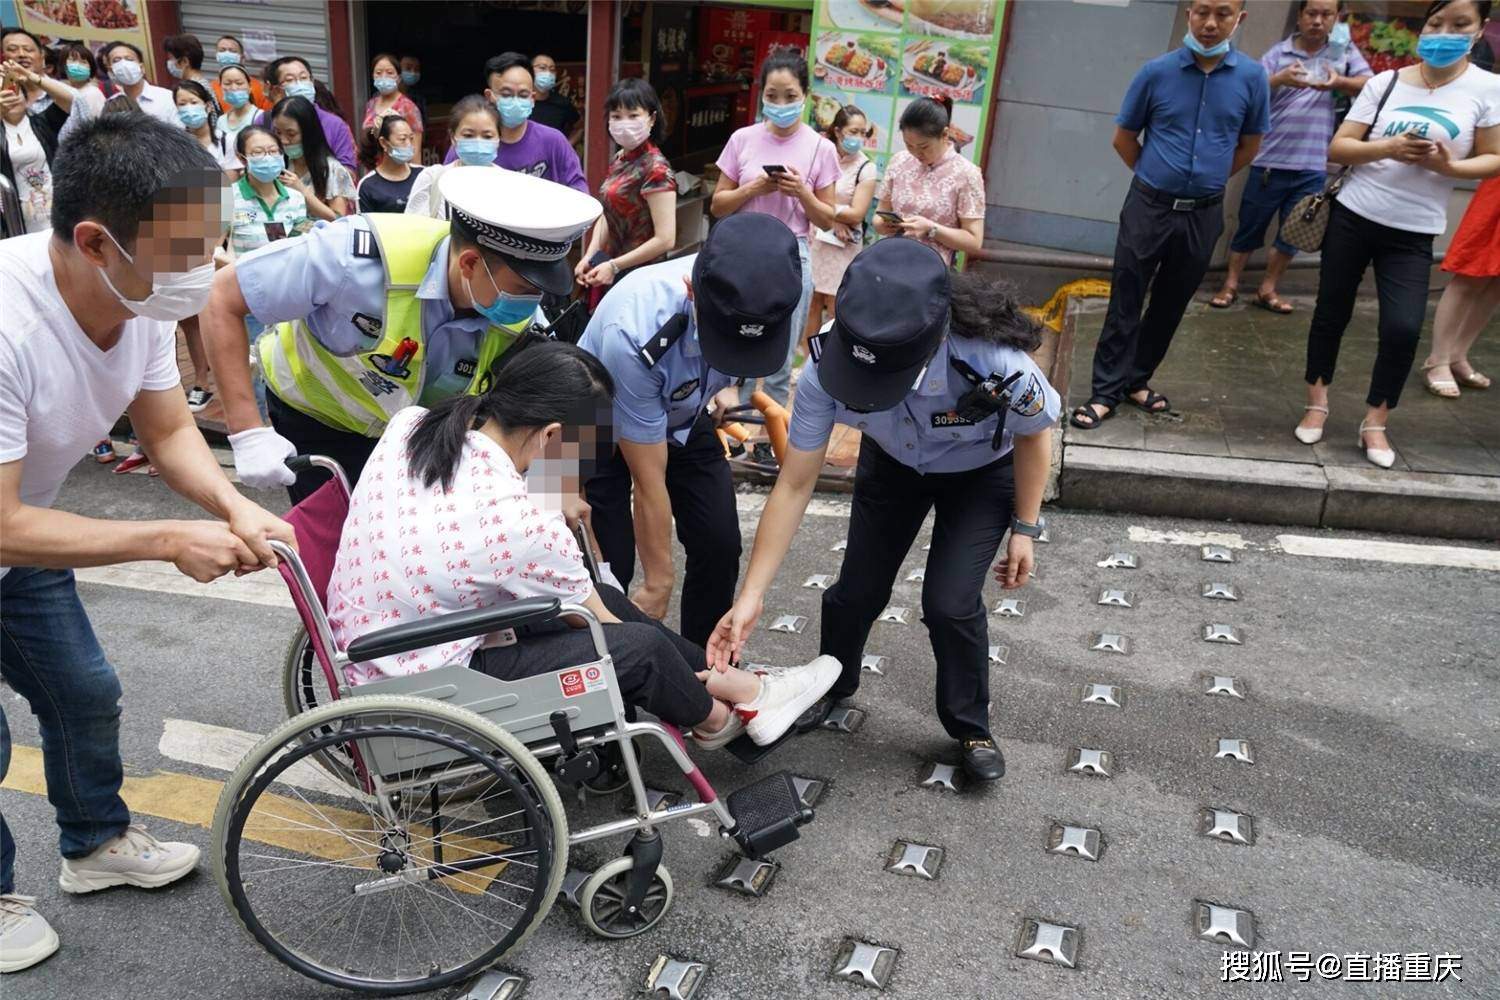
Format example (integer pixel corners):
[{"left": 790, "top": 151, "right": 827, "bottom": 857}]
[
  {"left": 898, "top": 95, "right": 951, "bottom": 139},
  {"left": 405, "top": 340, "right": 615, "bottom": 491}
]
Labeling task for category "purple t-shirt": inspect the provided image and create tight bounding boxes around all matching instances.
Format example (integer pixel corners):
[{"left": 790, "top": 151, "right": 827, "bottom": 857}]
[
  {"left": 441, "top": 120, "right": 589, "bottom": 193},
  {"left": 255, "top": 104, "right": 357, "bottom": 171},
  {"left": 715, "top": 122, "right": 841, "bottom": 237},
  {"left": 1255, "top": 35, "right": 1373, "bottom": 172}
]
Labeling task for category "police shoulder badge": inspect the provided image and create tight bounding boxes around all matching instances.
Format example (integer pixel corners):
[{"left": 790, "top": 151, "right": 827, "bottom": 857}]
[{"left": 1009, "top": 374, "right": 1046, "bottom": 417}]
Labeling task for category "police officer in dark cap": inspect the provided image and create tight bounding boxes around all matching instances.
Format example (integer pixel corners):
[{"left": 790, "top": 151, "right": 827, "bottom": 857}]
[
  {"left": 707, "top": 238, "right": 1061, "bottom": 782},
  {"left": 579, "top": 213, "right": 802, "bottom": 646}
]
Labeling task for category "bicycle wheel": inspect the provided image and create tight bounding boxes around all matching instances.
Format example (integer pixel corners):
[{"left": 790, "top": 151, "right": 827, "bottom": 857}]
[{"left": 213, "top": 695, "right": 568, "bottom": 994}]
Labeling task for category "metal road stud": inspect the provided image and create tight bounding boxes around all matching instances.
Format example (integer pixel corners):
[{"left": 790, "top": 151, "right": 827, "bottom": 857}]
[
  {"left": 1096, "top": 552, "right": 1139, "bottom": 569},
  {"left": 1202, "top": 545, "right": 1235, "bottom": 563},
  {"left": 1089, "top": 633, "right": 1131, "bottom": 654},
  {"left": 861, "top": 654, "right": 888, "bottom": 675},
  {"left": 557, "top": 868, "right": 590, "bottom": 908},
  {"left": 1046, "top": 823, "right": 1102, "bottom": 861},
  {"left": 906, "top": 568, "right": 925, "bottom": 582},
  {"left": 456, "top": 969, "right": 527, "bottom": 1000},
  {"left": 919, "top": 762, "right": 963, "bottom": 792},
  {"left": 877, "top": 605, "right": 910, "bottom": 625},
  {"left": 1202, "top": 581, "right": 1239, "bottom": 601},
  {"left": 987, "top": 645, "right": 1008, "bottom": 665},
  {"left": 1202, "top": 623, "right": 1243, "bottom": 645},
  {"left": 791, "top": 775, "right": 826, "bottom": 808},
  {"left": 1067, "top": 747, "right": 1113, "bottom": 777},
  {"left": 993, "top": 598, "right": 1026, "bottom": 618},
  {"left": 1203, "top": 675, "right": 1247, "bottom": 699},
  {"left": 715, "top": 856, "right": 779, "bottom": 897},
  {"left": 645, "top": 955, "right": 708, "bottom": 1000},
  {"left": 1016, "top": 919, "right": 1080, "bottom": 969},
  {"left": 831, "top": 939, "right": 898, "bottom": 990},
  {"left": 1036, "top": 526, "right": 1050, "bottom": 543},
  {"left": 768, "top": 614, "right": 808, "bottom": 634},
  {"left": 886, "top": 841, "right": 944, "bottom": 880},
  {"left": 1199, "top": 807, "right": 1255, "bottom": 846},
  {"left": 1080, "top": 683, "right": 1123, "bottom": 708},
  {"left": 822, "top": 705, "right": 865, "bottom": 734},
  {"left": 831, "top": 539, "right": 848, "bottom": 552},
  {"left": 646, "top": 788, "right": 681, "bottom": 811},
  {"left": 1194, "top": 902, "right": 1256, "bottom": 949},
  {"left": 1097, "top": 589, "right": 1134, "bottom": 608},
  {"left": 1214, "top": 739, "right": 1254, "bottom": 764},
  {"left": 803, "top": 574, "right": 833, "bottom": 590}
]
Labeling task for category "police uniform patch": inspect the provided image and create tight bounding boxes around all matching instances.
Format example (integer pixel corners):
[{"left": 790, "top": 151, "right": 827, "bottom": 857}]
[
  {"left": 352, "top": 312, "right": 383, "bottom": 338},
  {"left": 454, "top": 358, "right": 477, "bottom": 379},
  {"left": 1010, "top": 374, "right": 1045, "bottom": 417},
  {"left": 351, "top": 227, "right": 379, "bottom": 259},
  {"left": 670, "top": 378, "right": 701, "bottom": 402},
  {"left": 932, "top": 411, "right": 977, "bottom": 428}
]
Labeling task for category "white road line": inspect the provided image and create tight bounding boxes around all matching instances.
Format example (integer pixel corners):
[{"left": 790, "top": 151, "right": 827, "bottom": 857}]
[
  {"left": 1127, "top": 526, "right": 1254, "bottom": 550},
  {"left": 158, "top": 718, "right": 350, "bottom": 798},
  {"left": 1276, "top": 534, "right": 1500, "bottom": 572},
  {"left": 74, "top": 561, "right": 293, "bottom": 608}
]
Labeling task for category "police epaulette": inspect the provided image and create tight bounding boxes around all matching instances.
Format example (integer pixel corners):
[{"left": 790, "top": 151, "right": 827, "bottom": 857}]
[
  {"left": 352, "top": 226, "right": 380, "bottom": 259},
  {"left": 638, "top": 312, "right": 689, "bottom": 367}
]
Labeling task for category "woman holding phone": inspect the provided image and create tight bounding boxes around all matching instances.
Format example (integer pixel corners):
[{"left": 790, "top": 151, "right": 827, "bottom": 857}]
[
  {"left": 805, "top": 105, "right": 878, "bottom": 353},
  {"left": 711, "top": 53, "right": 840, "bottom": 408},
  {"left": 873, "top": 96, "right": 985, "bottom": 265}
]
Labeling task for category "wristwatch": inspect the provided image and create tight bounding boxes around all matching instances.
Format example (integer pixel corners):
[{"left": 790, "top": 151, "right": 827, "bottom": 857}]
[
  {"left": 1010, "top": 515, "right": 1046, "bottom": 538},
  {"left": 926, "top": 224, "right": 940, "bottom": 240}
]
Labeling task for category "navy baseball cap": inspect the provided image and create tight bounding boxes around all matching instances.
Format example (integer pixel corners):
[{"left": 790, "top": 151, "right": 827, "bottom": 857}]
[
  {"left": 820, "top": 238, "right": 950, "bottom": 411},
  {"left": 692, "top": 214, "right": 801, "bottom": 378}
]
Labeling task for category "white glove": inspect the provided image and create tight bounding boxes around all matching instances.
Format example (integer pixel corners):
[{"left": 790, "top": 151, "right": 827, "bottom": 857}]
[{"left": 228, "top": 426, "right": 297, "bottom": 489}]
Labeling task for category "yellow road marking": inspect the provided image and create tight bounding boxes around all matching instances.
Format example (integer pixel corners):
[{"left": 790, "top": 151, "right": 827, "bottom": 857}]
[{"left": 2, "top": 746, "right": 506, "bottom": 895}]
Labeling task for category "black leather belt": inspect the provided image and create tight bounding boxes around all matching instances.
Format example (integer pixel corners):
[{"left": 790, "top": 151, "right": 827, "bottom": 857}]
[{"left": 1132, "top": 177, "right": 1223, "bottom": 212}]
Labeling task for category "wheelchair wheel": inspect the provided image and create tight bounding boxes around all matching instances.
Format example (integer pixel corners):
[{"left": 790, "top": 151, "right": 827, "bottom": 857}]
[
  {"left": 280, "top": 627, "right": 360, "bottom": 789},
  {"left": 578, "top": 856, "right": 674, "bottom": 939},
  {"left": 212, "top": 695, "right": 568, "bottom": 994}
]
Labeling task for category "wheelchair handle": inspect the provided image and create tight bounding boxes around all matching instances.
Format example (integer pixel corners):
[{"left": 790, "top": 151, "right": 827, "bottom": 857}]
[{"left": 284, "top": 454, "right": 352, "bottom": 495}]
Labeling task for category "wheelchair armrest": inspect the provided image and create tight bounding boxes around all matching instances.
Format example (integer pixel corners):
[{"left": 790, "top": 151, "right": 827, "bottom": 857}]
[{"left": 345, "top": 597, "right": 563, "bottom": 662}]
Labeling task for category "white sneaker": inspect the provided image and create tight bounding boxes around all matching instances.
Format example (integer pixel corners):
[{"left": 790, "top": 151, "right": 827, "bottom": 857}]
[
  {"left": 691, "top": 709, "right": 746, "bottom": 750},
  {"left": 0, "top": 895, "right": 59, "bottom": 973},
  {"left": 740, "top": 655, "right": 841, "bottom": 746},
  {"left": 58, "top": 826, "right": 200, "bottom": 894}
]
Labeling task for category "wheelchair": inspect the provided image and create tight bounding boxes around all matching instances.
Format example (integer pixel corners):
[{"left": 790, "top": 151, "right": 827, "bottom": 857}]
[{"left": 213, "top": 456, "right": 815, "bottom": 995}]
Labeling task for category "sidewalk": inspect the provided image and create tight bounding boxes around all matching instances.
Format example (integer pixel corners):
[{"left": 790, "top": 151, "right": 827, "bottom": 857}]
[{"left": 1057, "top": 293, "right": 1500, "bottom": 540}]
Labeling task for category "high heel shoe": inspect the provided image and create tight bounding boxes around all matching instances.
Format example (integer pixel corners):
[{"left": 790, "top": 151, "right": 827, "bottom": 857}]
[
  {"left": 1294, "top": 405, "right": 1328, "bottom": 444},
  {"left": 1358, "top": 421, "right": 1395, "bottom": 469}
]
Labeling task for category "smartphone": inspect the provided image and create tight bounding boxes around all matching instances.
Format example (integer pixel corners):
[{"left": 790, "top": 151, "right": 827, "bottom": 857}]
[
  {"left": 876, "top": 210, "right": 905, "bottom": 224},
  {"left": 587, "top": 249, "right": 610, "bottom": 269},
  {"left": 762, "top": 164, "right": 787, "bottom": 175}
]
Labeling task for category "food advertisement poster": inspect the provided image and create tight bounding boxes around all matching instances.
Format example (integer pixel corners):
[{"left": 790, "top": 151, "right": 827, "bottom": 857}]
[
  {"left": 15, "top": 0, "right": 154, "bottom": 75},
  {"left": 810, "top": 0, "right": 1006, "bottom": 186}
]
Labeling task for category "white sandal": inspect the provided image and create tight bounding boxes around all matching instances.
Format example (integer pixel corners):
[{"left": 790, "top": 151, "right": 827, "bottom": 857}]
[
  {"left": 1294, "top": 405, "right": 1328, "bottom": 445},
  {"left": 1358, "top": 421, "right": 1395, "bottom": 469},
  {"left": 1422, "top": 362, "right": 1461, "bottom": 399}
]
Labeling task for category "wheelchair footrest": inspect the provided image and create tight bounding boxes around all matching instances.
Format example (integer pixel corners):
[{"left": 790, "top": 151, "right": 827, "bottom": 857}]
[{"left": 725, "top": 770, "right": 813, "bottom": 858}]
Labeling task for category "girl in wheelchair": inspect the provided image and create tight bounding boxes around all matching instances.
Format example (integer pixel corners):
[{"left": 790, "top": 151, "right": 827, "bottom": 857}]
[{"left": 326, "top": 341, "right": 839, "bottom": 748}]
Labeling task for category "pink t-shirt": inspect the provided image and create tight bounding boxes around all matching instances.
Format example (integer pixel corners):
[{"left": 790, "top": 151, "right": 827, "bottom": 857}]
[
  {"left": 328, "top": 406, "right": 594, "bottom": 683},
  {"left": 715, "top": 122, "right": 842, "bottom": 238},
  {"left": 877, "top": 148, "right": 987, "bottom": 264}
]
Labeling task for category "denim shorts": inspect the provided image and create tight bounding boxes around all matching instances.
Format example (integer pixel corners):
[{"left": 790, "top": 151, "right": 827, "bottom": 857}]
[{"left": 1230, "top": 167, "right": 1326, "bottom": 257}]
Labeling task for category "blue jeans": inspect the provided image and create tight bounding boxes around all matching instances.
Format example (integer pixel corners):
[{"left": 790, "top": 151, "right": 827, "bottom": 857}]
[
  {"left": 742, "top": 236, "right": 812, "bottom": 407},
  {"left": 1230, "top": 167, "right": 1326, "bottom": 257},
  {"left": 0, "top": 567, "right": 130, "bottom": 894}
]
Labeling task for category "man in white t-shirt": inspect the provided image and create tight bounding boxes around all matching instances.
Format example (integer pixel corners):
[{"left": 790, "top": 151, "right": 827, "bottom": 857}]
[{"left": 0, "top": 114, "right": 294, "bottom": 975}]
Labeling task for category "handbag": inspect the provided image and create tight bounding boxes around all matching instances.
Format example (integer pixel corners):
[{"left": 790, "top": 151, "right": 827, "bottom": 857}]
[{"left": 1280, "top": 71, "right": 1400, "bottom": 253}]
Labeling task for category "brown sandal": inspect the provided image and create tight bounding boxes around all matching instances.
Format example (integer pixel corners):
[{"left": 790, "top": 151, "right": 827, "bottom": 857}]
[
  {"left": 1253, "top": 292, "right": 1295, "bottom": 315},
  {"left": 1209, "top": 287, "right": 1238, "bottom": 309}
]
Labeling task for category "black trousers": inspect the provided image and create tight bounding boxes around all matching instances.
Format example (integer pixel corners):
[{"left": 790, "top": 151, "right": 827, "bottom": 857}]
[
  {"left": 1090, "top": 179, "right": 1225, "bottom": 406},
  {"left": 469, "top": 584, "right": 715, "bottom": 728},
  {"left": 1305, "top": 199, "right": 1433, "bottom": 409},
  {"left": 266, "top": 390, "right": 379, "bottom": 503},
  {"left": 819, "top": 438, "right": 1016, "bottom": 741},
  {"left": 585, "top": 413, "right": 741, "bottom": 648}
]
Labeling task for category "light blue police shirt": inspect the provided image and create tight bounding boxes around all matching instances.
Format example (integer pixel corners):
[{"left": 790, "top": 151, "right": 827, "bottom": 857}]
[
  {"left": 235, "top": 215, "right": 503, "bottom": 406},
  {"left": 789, "top": 336, "right": 1061, "bottom": 474},
  {"left": 577, "top": 255, "right": 733, "bottom": 447}
]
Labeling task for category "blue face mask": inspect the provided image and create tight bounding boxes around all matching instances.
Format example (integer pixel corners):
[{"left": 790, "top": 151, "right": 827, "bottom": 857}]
[
  {"left": 166, "top": 61, "right": 184, "bottom": 79},
  {"left": 496, "top": 95, "right": 534, "bottom": 128},
  {"left": 216, "top": 51, "right": 241, "bottom": 66},
  {"left": 283, "top": 80, "right": 316, "bottom": 102},
  {"left": 762, "top": 98, "right": 804, "bottom": 128},
  {"left": 1417, "top": 33, "right": 1475, "bottom": 69},
  {"left": 178, "top": 104, "right": 208, "bottom": 129},
  {"left": 387, "top": 144, "right": 414, "bottom": 163},
  {"left": 283, "top": 142, "right": 304, "bottom": 161},
  {"left": 455, "top": 138, "right": 499, "bottom": 165},
  {"left": 840, "top": 134, "right": 863, "bottom": 154},
  {"left": 65, "top": 63, "right": 90, "bottom": 81},
  {"left": 466, "top": 257, "right": 541, "bottom": 326},
  {"left": 247, "top": 154, "right": 284, "bottom": 182},
  {"left": 400, "top": 70, "right": 420, "bottom": 86},
  {"left": 223, "top": 87, "right": 250, "bottom": 108},
  {"left": 373, "top": 76, "right": 398, "bottom": 95},
  {"left": 1183, "top": 30, "right": 1232, "bottom": 58},
  {"left": 533, "top": 71, "right": 555, "bottom": 92},
  {"left": 1328, "top": 20, "right": 1351, "bottom": 51}
]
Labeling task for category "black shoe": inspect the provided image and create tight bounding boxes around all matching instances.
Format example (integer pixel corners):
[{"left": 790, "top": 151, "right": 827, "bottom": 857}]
[
  {"left": 960, "top": 738, "right": 1005, "bottom": 782},
  {"left": 793, "top": 695, "right": 837, "bottom": 734},
  {"left": 751, "top": 442, "right": 778, "bottom": 467}
]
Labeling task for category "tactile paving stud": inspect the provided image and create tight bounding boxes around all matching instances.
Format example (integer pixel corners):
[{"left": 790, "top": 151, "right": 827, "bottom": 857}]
[
  {"left": 1046, "top": 823, "right": 1103, "bottom": 861},
  {"left": 645, "top": 955, "right": 708, "bottom": 999},
  {"left": 802, "top": 574, "right": 833, "bottom": 590},
  {"left": 921, "top": 541, "right": 931, "bottom": 551},
  {"left": 919, "top": 762, "right": 963, "bottom": 792},
  {"left": 1198, "top": 807, "right": 1255, "bottom": 846},
  {"left": 1080, "top": 683, "right": 1123, "bottom": 708},
  {"left": 831, "top": 539, "right": 848, "bottom": 552},
  {"left": 1202, "top": 623, "right": 1243, "bottom": 645},
  {"left": 905, "top": 568, "right": 925, "bottom": 583},
  {"left": 992, "top": 598, "right": 1026, "bottom": 618},
  {"left": 861, "top": 654, "right": 888, "bottom": 675},
  {"left": 831, "top": 939, "right": 897, "bottom": 990},
  {"left": 791, "top": 775, "right": 826, "bottom": 808},
  {"left": 822, "top": 705, "right": 865, "bottom": 734},
  {"left": 886, "top": 841, "right": 943, "bottom": 880},
  {"left": 987, "top": 645, "right": 1008, "bottom": 665},
  {"left": 877, "top": 605, "right": 910, "bottom": 625},
  {"left": 714, "top": 856, "right": 779, "bottom": 897},
  {"left": 1214, "top": 738, "right": 1254, "bottom": 764},
  {"left": 456, "top": 969, "right": 527, "bottom": 1000},
  {"left": 1096, "top": 551, "right": 1139, "bottom": 569},
  {"left": 557, "top": 867, "right": 590, "bottom": 907},
  {"left": 1097, "top": 589, "right": 1134, "bottom": 608},
  {"left": 1016, "top": 919, "right": 1080, "bottom": 969},
  {"left": 1194, "top": 901, "right": 1256, "bottom": 949},
  {"left": 1201, "top": 674, "right": 1247, "bottom": 699},
  {"left": 1201, "top": 581, "right": 1239, "bottom": 601},
  {"left": 1036, "top": 525, "right": 1050, "bottom": 543},
  {"left": 768, "top": 614, "right": 808, "bottom": 634},
  {"left": 1066, "top": 747, "right": 1113, "bottom": 778},
  {"left": 1088, "top": 632, "right": 1131, "bottom": 654},
  {"left": 1201, "top": 545, "right": 1235, "bottom": 563}
]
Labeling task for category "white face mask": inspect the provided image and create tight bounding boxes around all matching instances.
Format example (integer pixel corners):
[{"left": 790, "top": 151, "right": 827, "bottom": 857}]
[
  {"left": 110, "top": 58, "right": 144, "bottom": 86},
  {"left": 99, "top": 228, "right": 215, "bottom": 322}
]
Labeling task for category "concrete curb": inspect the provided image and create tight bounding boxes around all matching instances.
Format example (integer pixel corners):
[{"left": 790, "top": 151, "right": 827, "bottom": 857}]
[{"left": 1058, "top": 444, "right": 1500, "bottom": 541}]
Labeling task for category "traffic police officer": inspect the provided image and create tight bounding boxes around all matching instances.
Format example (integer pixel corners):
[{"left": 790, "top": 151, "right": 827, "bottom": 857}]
[
  {"left": 199, "top": 168, "right": 602, "bottom": 499},
  {"left": 708, "top": 238, "right": 1061, "bottom": 782},
  {"left": 579, "top": 213, "right": 802, "bottom": 647}
]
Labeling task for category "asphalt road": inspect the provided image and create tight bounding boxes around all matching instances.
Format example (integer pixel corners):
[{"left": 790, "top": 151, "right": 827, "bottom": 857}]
[{"left": 2, "top": 460, "right": 1497, "bottom": 1000}]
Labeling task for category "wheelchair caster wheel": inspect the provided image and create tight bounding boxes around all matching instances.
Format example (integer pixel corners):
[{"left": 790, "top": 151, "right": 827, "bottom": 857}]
[{"left": 578, "top": 856, "right": 673, "bottom": 939}]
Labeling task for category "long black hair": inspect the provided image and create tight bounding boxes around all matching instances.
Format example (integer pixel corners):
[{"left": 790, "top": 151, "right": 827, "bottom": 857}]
[
  {"left": 358, "top": 113, "right": 411, "bottom": 173},
  {"left": 271, "top": 95, "right": 332, "bottom": 199},
  {"left": 173, "top": 78, "right": 219, "bottom": 132},
  {"left": 407, "top": 342, "right": 615, "bottom": 492},
  {"left": 948, "top": 272, "right": 1043, "bottom": 352},
  {"left": 1423, "top": 0, "right": 1492, "bottom": 21}
]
